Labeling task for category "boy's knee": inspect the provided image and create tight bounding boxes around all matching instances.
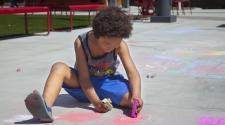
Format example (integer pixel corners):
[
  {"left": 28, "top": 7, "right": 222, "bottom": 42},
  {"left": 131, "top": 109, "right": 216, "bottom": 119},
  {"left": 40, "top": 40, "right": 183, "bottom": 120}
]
[{"left": 51, "top": 62, "right": 68, "bottom": 73}]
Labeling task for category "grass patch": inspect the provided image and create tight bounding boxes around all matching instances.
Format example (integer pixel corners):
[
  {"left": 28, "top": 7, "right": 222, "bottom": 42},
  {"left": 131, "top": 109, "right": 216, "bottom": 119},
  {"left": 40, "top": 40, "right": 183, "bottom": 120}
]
[{"left": 0, "top": 14, "right": 90, "bottom": 37}]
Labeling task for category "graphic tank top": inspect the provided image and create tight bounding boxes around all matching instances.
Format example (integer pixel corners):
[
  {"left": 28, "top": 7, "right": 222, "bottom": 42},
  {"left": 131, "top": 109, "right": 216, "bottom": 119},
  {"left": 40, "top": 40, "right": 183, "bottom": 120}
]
[{"left": 78, "top": 32, "right": 120, "bottom": 77}]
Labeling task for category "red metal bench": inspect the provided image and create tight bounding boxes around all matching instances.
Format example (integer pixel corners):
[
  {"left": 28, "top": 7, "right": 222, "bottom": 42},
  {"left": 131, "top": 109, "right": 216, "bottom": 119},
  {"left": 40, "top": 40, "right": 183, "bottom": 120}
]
[
  {"left": 24, "top": 0, "right": 106, "bottom": 31},
  {"left": 0, "top": 7, "right": 52, "bottom": 34},
  {"left": 68, "top": 4, "right": 106, "bottom": 31}
]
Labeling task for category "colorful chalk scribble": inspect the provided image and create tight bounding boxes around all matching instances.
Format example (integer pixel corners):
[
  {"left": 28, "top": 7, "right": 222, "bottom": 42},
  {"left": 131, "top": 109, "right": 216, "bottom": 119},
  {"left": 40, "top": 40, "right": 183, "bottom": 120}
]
[
  {"left": 56, "top": 112, "right": 145, "bottom": 124},
  {"left": 207, "top": 51, "right": 225, "bottom": 56},
  {"left": 113, "top": 114, "right": 144, "bottom": 125},
  {"left": 198, "top": 117, "right": 225, "bottom": 125},
  {"left": 193, "top": 66, "right": 225, "bottom": 76},
  {"left": 56, "top": 112, "right": 101, "bottom": 122},
  {"left": 131, "top": 46, "right": 225, "bottom": 79}
]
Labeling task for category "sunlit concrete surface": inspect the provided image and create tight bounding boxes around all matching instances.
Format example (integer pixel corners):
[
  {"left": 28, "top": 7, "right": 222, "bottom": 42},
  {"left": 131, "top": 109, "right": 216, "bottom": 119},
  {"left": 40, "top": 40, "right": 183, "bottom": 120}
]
[{"left": 0, "top": 9, "right": 225, "bottom": 125}]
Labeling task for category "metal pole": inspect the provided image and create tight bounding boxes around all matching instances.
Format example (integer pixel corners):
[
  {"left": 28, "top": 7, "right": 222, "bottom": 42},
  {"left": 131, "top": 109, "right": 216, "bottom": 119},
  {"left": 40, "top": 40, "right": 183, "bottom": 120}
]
[{"left": 151, "top": 0, "right": 176, "bottom": 22}]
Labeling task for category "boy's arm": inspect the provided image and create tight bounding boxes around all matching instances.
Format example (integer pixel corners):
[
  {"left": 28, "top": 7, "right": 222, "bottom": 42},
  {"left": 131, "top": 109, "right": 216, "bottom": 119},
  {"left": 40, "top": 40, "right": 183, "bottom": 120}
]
[
  {"left": 117, "top": 41, "right": 141, "bottom": 98},
  {"left": 74, "top": 38, "right": 108, "bottom": 112}
]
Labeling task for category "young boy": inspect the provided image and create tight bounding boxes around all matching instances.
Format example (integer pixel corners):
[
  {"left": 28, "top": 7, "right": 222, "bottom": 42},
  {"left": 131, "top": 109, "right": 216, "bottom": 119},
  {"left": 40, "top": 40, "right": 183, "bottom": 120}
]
[{"left": 25, "top": 6, "right": 143, "bottom": 123}]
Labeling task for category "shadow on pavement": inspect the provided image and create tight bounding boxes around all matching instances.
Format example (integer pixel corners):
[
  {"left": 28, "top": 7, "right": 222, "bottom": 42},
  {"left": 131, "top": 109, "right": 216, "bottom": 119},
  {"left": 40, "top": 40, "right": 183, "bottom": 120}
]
[
  {"left": 122, "top": 108, "right": 131, "bottom": 117},
  {"left": 54, "top": 94, "right": 93, "bottom": 110},
  {"left": 0, "top": 33, "right": 49, "bottom": 41},
  {"left": 217, "top": 24, "right": 225, "bottom": 28},
  {"left": 14, "top": 118, "right": 43, "bottom": 124},
  {"left": 0, "top": 34, "right": 30, "bottom": 41},
  {"left": 14, "top": 118, "right": 44, "bottom": 124}
]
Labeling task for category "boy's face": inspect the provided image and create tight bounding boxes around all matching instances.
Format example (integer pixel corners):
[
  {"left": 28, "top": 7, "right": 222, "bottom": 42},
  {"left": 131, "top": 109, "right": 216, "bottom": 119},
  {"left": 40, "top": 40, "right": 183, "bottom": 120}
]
[{"left": 98, "top": 36, "right": 122, "bottom": 53}]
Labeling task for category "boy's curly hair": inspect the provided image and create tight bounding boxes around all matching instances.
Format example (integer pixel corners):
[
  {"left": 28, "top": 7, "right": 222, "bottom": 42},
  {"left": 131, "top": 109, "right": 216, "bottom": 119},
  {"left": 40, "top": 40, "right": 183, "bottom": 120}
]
[{"left": 92, "top": 6, "right": 132, "bottom": 39}]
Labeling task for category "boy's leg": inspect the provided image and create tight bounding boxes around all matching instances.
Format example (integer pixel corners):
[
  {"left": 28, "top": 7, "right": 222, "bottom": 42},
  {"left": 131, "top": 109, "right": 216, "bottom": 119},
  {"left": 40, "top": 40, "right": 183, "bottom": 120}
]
[
  {"left": 119, "top": 92, "right": 132, "bottom": 108},
  {"left": 43, "top": 62, "right": 80, "bottom": 107},
  {"left": 25, "top": 62, "right": 80, "bottom": 122}
]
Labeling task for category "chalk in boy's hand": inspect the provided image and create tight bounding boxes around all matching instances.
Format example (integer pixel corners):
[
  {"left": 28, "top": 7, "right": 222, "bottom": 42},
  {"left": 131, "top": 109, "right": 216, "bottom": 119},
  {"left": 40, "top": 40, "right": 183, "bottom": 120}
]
[
  {"left": 131, "top": 98, "right": 139, "bottom": 118},
  {"left": 101, "top": 98, "right": 113, "bottom": 111}
]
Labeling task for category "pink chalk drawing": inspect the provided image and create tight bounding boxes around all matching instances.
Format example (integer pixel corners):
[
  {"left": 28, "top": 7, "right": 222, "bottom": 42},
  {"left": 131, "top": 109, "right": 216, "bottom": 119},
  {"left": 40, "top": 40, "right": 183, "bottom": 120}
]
[
  {"left": 56, "top": 112, "right": 101, "bottom": 122},
  {"left": 114, "top": 114, "right": 144, "bottom": 125},
  {"left": 193, "top": 66, "right": 225, "bottom": 76},
  {"left": 198, "top": 117, "right": 225, "bottom": 125}
]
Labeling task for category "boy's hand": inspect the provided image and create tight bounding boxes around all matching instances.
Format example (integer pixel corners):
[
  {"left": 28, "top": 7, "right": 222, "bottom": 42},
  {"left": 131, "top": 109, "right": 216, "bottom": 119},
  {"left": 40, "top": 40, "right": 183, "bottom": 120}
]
[
  {"left": 131, "top": 97, "right": 143, "bottom": 113},
  {"left": 94, "top": 101, "right": 110, "bottom": 113}
]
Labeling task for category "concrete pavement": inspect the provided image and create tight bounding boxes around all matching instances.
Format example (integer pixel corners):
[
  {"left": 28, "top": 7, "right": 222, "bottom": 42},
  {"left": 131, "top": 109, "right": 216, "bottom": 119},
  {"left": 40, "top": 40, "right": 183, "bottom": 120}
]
[{"left": 1, "top": 9, "right": 225, "bottom": 125}]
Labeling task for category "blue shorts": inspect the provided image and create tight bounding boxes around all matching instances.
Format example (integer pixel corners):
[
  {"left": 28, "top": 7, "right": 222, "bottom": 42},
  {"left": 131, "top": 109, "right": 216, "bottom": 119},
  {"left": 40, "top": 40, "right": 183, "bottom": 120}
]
[{"left": 62, "top": 68, "right": 130, "bottom": 106}]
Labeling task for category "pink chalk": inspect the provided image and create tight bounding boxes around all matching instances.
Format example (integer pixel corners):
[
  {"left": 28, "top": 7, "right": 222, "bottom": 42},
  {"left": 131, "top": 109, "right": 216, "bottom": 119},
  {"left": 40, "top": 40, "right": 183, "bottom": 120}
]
[{"left": 131, "top": 99, "right": 139, "bottom": 118}]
